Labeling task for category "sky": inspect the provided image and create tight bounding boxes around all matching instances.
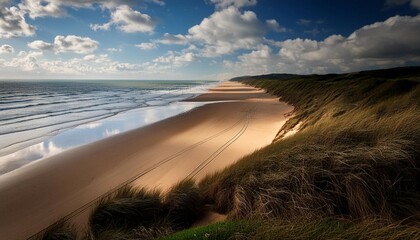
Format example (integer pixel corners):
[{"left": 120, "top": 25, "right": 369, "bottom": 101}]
[{"left": 0, "top": 0, "right": 419, "bottom": 80}]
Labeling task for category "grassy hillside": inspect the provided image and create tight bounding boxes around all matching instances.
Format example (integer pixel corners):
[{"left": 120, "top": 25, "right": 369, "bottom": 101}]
[
  {"left": 200, "top": 67, "right": 420, "bottom": 221},
  {"left": 37, "top": 67, "right": 420, "bottom": 239}
]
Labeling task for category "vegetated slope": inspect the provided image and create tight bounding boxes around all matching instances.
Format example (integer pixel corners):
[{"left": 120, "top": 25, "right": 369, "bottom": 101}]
[
  {"left": 36, "top": 67, "right": 420, "bottom": 239},
  {"left": 194, "top": 67, "right": 420, "bottom": 236}
]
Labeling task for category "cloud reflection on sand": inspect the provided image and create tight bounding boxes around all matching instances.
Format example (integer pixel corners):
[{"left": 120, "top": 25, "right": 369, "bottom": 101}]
[{"left": 0, "top": 102, "right": 206, "bottom": 175}]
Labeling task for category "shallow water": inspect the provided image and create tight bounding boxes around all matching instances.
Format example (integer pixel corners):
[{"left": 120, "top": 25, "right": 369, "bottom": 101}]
[{"left": 0, "top": 80, "right": 216, "bottom": 175}]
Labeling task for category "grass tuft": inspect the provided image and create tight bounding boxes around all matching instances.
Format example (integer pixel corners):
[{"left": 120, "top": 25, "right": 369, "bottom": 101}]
[
  {"left": 33, "top": 220, "right": 77, "bottom": 240},
  {"left": 88, "top": 185, "right": 163, "bottom": 238},
  {"left": 164, "top": 179, "right": 204, "bottom": 230}
]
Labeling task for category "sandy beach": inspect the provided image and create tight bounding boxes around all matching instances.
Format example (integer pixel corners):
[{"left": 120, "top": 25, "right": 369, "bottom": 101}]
[{"left": 0, "top": 81, "right": 293, "bottom": 239}]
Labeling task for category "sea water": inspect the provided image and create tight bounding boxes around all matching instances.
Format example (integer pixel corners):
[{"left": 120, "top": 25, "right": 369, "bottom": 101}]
[{"left": 0, "top": 80, "right": 217, "bottom": 175}]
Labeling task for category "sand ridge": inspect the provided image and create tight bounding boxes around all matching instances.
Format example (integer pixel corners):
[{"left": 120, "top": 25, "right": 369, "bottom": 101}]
[{"left": 0, "top": 81, "right": 293, "bottom": 239}]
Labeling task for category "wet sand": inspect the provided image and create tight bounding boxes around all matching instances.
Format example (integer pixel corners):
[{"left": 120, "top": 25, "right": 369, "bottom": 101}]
[{"left": 0, "top": 81, "right": 293, "bottom": 239}]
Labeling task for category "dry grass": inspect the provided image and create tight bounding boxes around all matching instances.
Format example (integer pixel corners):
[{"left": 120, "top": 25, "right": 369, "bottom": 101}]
[
  {"left": 164, "top": 179, "right": 204, "bottom": 230},
  {"left": 41, "top": 67, "right": 420, "bottom": 239},
  {"left": 32, "top": 220, "right": 77, "bottom": 240},
  {"left": 255, "top": 218, "right": 420, "bottom": 240},
  {"left": 88, "top": 186, "right": 164, "bottom": 239},
  {"left": 86, "top": 180, "right": 205, "bottom": 239},
  {"left": 199, "top": 67, "right": 420, "bottom": 223}
]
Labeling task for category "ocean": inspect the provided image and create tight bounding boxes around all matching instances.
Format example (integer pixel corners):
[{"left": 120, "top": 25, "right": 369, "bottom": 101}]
[{"left": 0, "top": 80, "right": 216, "bottom": 175}]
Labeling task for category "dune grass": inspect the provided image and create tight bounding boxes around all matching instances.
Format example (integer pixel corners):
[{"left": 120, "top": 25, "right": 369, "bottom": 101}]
[
  {"left": 40, "top": 67, "right": 420, "bottom": 239},
  {"left": 32, "top": 219, "right": 77, "bottom": 240},
  {"left": 84, "top": 180, "right": 204, "bottom": 239},
  {"left": 88, "top": 186, "right": 165, "bottom": 239},
  {"left": 198, "top": 67, "right": 420, "bottom": 223}
]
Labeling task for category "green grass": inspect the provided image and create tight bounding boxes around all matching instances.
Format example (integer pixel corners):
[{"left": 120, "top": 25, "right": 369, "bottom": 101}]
[
  {"left": 161, "top": 218, "right": 420, "bottom": 240},
  {"left": 159, "top": 220, "right": 253, "bottom": 240}
]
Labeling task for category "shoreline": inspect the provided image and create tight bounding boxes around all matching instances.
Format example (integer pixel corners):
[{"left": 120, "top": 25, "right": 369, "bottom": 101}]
[
  {"left": 0, "top": 81, "right": 218, "bottom": 175},
  {"left": 0, "top": 81, "right": 293, "bottom": 239}
]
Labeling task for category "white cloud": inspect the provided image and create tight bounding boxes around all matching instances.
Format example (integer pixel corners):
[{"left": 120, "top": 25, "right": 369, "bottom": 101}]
[
  {"left": 91, "top": 5, "right": 155, "bottom": 33},
  {"left": 187, "top": 6, "right": 276, "bottom": 56},
  {"left": 153, "top": 51, "right": 195, "bottom": 67},
  {"left": 146, "top": 0, "right": 165, "bottom": 6},
  {"left": 28, "top": 35, "right": 99, "bottom": 54},
  {"left": 18, "top": 0, "right": 67, "bottom": 19},
  {"left": 106, "top": 47, "right": 122, "bottom": 53},
  {"left": 0, "top": 44, "right": 14, "bottom": 54},
  {"left": 0, "top": 6, "right": 35, "bottom": 38},
  {"left": 224, "top": 14, "right": 420, "bottom": 75},
  {"left": 90, "top": 22, "right": 111, "bottom": 31},
  {"left": 0, "top": 0, "right": 9, "bottom": 6},
  {"left": 136, "top": 42, "right": 157, "bottom": 50},
  {"left": 0, "top": 45, "right": 195, "bottom": 79},
  {"left": 209, "top": 0, "right": 257, "bottom": 9},
  {"left": 83, "top": 54, "right": 111, "bottom": 63},
  {"left": 4, "top": 51, "right": 42, "bottom": 71},
  {"left": 27, "top": 40, "right": 54, "bottom": 51},
  {"left": 158, "top": 33, "right": 189, "bottom": 45},
  {"left": 18, "top": 0, "right": 164, "bottom": 19},
  {"left": 266, "top": 19, "right": 286, "bottom": 32},
  {"left": 346, "top": 15, "right": 420, "bottom": 58}
]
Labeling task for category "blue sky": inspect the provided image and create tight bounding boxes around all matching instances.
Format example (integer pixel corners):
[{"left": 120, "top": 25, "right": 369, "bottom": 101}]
[{"left": 0, "top": 0, "right": 419, "bottom": 80}]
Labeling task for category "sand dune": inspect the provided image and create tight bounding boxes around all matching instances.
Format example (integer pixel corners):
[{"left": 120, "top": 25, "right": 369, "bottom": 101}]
[{"left": 0, "top": 81, "right": 293, "bottom": 239}]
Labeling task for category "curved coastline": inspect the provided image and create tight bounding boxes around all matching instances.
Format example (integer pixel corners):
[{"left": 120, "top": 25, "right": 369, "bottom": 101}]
[{"left": 0, "top": 81, "right": 293, "bottom": 239}]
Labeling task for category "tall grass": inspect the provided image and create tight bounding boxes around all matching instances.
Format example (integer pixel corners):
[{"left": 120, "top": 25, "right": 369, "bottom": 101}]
[
  {"left": 86, "top": 180, "right": 205, "bottom": 239},
  {"left": 40, "top": 67, "right": 420, "bottom": 239},
  {"left": 88, "top": 186, "right": 164, "bottom": 238},
  {"left": 199, "top": 67, "right": 420, "bottom": 223},
  {"left": 165, "top": 180, "right": 204, "bottom": 230},
  {"left": 32, "top": 220, "right": 77, "bottom": 240}
]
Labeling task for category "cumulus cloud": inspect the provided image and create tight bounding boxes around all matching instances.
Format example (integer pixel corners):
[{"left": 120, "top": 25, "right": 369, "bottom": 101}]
[
  {"left": 158, "top": 33, "right": 189, "bottom": 45},
  {"left": 266, "top": 19, "right": 286, "bottom": 32},
  {"left": 18, "top": 0, "right": 163, "bottom": 19},
  {"left": 83, "top": 54, "right": 111, "bottom": 63},
  {"left": 0, "top": 6, "right": 35, "bottom": 38},
  {"left": 4, "top": 51, "right": 42, "bottom": 71},
  {"left": 209, "top": 0, "right": 257, "bottom": 9},
  {"left": 153, "top": 51, "right": 195, "bottom": 67},
  {"left": 28, "top": 35, "right": 99, "bottom": 54},
  {"left": 18, "top": 0, "right": 67, "bottom": 19},
  {"left": 0, "top": 45, "right": 195, "bottom": 79},
  {"left": 54, "top": 35, "right": 99, "bottom": 54},
  {"left": 225, "top": 14, "right": 420, "bottom": 76},
  {"left": 0, "top": 44, "right": 14, "bottom": 54},
  {"left": 187, "top": 6, "right": 280, "bottom": 56},
  {"left": 386, "top": 0, "right": 420, "bottom": 10},
  {"left": 136, "top": 42, "right": 157, "bottom": 50},
  {"left": 90, "top": 5, "right": 155, "bottom": 33},
  {"left": 27, "top": 40, "right": 54, "bottom": 51}
]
